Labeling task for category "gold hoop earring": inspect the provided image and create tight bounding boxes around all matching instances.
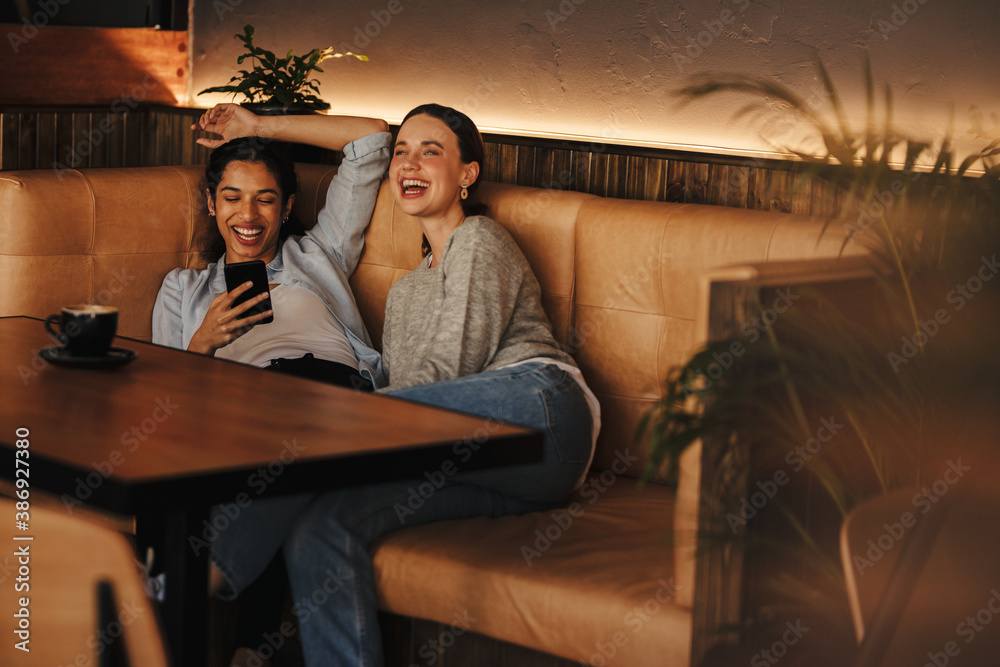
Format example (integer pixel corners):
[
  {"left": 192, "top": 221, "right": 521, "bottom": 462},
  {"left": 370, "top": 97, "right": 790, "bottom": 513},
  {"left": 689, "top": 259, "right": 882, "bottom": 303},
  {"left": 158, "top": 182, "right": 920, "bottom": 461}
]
[{"left": 460, "top": 184, "right": 469, "bottom": 200}]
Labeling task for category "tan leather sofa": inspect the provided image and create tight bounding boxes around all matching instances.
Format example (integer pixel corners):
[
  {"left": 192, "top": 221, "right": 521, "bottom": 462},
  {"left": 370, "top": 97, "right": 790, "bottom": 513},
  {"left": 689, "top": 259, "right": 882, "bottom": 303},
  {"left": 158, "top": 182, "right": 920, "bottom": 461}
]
[{"left": 0, "top": 164, "right": 867, "bottom": 666}]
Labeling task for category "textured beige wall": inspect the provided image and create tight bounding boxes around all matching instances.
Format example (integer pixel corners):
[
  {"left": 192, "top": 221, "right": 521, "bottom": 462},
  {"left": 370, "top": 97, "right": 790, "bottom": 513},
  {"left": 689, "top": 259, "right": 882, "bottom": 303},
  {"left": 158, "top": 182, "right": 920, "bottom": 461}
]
[{"left": 191, "top": 0, "right": 1000, "bottom": 163}]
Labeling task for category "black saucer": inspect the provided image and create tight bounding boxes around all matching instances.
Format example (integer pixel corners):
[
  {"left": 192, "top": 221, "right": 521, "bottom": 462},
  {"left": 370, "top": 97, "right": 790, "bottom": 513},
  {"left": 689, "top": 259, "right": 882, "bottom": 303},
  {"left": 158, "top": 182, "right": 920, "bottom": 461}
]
[{"left": 39, "top": 346, "right": 137, "bottom": 369}]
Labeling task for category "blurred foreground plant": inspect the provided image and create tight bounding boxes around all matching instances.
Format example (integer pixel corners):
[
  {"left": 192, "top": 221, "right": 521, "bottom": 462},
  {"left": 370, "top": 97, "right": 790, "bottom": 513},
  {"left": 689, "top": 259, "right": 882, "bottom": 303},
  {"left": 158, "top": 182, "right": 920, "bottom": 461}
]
[{"left": 637, "top": 57, "right": 1000, "bottom": 666}]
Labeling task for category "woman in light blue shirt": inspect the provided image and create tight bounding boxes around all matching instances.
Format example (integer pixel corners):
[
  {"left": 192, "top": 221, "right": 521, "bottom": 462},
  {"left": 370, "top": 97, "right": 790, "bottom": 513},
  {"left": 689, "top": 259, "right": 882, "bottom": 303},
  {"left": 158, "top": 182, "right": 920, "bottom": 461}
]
[
  {"left": 152, "top": 104, "right": 390, "bottom": 389},
  {"left": 150, "top": 104, "right": 391, "bottom": 667}
]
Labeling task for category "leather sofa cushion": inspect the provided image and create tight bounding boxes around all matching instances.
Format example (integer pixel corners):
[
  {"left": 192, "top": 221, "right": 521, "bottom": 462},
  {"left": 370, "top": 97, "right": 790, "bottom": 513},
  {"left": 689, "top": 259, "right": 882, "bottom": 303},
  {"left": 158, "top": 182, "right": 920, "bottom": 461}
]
[
  {"left": 0, "top": 165, "right": 337, "bottom": 341},
  {"left": 572, "top": 198, "right": 867, "bottom": 481},
  {"left": 373, "top": 474, "right": 689, "bottom": 667}
]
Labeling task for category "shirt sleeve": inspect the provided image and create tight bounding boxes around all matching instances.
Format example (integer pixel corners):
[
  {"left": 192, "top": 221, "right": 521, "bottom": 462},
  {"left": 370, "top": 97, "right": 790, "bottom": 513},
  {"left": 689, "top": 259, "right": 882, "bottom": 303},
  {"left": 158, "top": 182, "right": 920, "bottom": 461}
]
[
  {"left": 307, "top": 131, "right": 391, "bottom": 275},
  {"left": 395, "top": 224, "right": 522, "bottom": 389},
  {"left": 152, "top": 268, "right": 184, "bottom": 349}
]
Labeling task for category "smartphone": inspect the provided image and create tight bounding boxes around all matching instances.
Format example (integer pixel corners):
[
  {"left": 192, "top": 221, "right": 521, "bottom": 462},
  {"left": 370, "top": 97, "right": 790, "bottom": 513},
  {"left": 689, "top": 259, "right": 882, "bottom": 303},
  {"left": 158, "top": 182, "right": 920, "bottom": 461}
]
[{"left": 224, "top": 260, "right": 273, "bottom": 324}]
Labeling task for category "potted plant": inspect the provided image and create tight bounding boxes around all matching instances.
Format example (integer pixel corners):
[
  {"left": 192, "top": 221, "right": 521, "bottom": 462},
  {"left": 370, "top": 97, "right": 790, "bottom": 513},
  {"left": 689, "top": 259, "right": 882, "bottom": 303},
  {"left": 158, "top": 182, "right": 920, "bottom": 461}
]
[
  {"left": 198, "top": 24, "right": 367, "bottom": 115},
  {"left": 637, "top": 59, "right": 1000, "bottom": 666}
]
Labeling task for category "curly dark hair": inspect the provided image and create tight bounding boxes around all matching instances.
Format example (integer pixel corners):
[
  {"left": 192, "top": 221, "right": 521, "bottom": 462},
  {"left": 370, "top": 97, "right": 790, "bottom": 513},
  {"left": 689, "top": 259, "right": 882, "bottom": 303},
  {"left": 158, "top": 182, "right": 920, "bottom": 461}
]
[{"left": 199, "top": 136, "right": 300, "bottom": 263}]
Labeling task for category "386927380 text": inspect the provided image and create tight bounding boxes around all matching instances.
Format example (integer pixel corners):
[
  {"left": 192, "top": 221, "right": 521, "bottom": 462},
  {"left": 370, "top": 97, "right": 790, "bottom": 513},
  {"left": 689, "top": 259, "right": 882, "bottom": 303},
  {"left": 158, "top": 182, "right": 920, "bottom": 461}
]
[{"left": 12, "top": 426, "right": 32, "bottom": 653}]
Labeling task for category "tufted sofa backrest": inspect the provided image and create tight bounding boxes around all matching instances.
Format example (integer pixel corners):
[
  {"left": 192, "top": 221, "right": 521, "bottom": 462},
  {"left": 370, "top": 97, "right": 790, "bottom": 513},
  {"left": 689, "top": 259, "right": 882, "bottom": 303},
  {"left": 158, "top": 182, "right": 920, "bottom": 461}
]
[
  {"left": 2, "top": 163, "right": 872, "bottom": 608},
  {"left": 0, "top": 164, "right": 339, "bottom": 340},
  {"left": 1, "top": 164, "right": 865, "bottom": 487},
  {"left": 356, "top": 182, "right": 866, "bottom": 476}
]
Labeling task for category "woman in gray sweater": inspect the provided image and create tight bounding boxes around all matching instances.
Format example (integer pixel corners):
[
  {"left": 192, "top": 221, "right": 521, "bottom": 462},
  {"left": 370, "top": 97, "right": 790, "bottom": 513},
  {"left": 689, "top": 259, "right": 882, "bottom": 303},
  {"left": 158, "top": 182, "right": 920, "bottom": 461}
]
[{"left": 278, "top": 104, "right": 599, "bottom": 666}]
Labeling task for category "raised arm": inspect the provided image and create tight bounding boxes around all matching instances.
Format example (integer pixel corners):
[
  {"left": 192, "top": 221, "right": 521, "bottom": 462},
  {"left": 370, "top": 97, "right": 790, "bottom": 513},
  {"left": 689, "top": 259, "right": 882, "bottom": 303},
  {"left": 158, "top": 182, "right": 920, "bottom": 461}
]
[
  {"left": 310, "top": 131, "right": 391, "bottom": 274},
  {"left": 192, "top": 103, "right": 389, "bottom": 151}
]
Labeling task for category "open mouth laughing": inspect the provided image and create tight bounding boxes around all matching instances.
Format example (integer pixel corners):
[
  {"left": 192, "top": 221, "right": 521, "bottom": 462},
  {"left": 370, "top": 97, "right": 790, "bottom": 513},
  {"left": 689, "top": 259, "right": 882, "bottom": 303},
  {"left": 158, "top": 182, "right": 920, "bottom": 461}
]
[
  {"left": 401, "top": 178, "right": 430, "bottom": 197},
  {"left": 232, "top": 225, "right": 265, "bottom": 244}
]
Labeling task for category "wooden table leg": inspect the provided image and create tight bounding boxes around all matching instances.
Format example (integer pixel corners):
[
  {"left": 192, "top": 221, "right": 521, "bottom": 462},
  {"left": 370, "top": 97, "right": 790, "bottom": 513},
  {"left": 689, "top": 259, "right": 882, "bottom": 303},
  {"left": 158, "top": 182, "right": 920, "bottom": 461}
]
[{"left": 159, "top": 508, "right": 209, "bottom": 667}]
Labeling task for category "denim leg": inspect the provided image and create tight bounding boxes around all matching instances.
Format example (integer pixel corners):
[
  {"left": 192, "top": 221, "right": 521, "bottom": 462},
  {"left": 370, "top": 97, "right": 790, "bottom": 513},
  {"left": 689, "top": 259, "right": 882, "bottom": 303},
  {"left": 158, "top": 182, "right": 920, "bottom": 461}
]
[
  {"left": 283, "top": 362, "right": 594, "bottom": 666},
  {"left": 386, "top": 362, "right": 594, "bottom": 504},
  {"left": 284, "top": 480, "right": 534, "bottom": 667},
  {"left": 210, "top": 492, "right": 315, "bottom": 599}
]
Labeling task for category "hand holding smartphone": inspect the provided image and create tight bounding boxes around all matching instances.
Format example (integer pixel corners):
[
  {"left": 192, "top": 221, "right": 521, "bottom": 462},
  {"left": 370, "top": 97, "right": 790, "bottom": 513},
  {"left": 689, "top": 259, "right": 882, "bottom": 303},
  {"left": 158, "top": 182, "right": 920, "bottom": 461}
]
[{"left": 224, "top": 260, "right": 273, "bottom": 324}]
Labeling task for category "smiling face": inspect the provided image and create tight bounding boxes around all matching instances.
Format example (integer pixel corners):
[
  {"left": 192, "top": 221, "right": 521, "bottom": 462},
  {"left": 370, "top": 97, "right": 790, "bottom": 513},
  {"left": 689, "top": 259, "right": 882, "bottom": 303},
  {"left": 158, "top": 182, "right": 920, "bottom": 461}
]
[
  {"left": 208, "top": 160, "right": 294, "bottom": 265},
  {"left": 389, "top": 113, "right": 479, "bottom": 224}
]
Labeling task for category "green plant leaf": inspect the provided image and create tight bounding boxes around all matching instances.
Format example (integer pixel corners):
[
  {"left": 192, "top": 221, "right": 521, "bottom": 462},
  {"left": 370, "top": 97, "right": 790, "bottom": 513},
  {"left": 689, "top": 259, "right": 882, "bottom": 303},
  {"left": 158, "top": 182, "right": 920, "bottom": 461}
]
[{"left": 196, "top": 22, "right": 366, "bottom": 106}]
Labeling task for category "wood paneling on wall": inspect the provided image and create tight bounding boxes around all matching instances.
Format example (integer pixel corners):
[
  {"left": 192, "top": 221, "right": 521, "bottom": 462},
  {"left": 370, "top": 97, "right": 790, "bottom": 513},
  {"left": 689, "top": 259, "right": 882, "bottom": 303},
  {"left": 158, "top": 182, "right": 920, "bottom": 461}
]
[
  {"left": 0, "top": 107, "right": 212, "bottom": 171},
  {"left": 1, "top": 106, "right": 816, "bottom": 214},
  {"left": 478, "top": 135, "right": 812, "bottom": 214}
]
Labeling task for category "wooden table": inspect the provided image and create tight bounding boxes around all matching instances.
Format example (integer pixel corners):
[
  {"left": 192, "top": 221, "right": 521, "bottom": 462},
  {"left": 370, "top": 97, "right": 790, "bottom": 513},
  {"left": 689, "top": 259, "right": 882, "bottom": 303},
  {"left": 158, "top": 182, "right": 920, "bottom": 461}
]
[{"left": 0, "top": 316, "right": 541, "bottom": 666}]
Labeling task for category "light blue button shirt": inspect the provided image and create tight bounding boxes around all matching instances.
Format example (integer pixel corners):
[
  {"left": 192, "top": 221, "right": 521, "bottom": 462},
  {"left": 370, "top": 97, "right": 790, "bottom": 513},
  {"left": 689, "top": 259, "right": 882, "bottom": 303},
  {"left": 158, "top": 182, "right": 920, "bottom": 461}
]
[{"left": 152, "top": 131, "right": 391, "bottom": 388}]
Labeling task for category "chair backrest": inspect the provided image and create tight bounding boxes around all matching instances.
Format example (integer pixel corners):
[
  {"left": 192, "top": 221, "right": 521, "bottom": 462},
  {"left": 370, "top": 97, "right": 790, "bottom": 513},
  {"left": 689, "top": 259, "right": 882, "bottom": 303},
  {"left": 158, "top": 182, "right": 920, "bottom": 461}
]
[
  {"left": 840, "top": 483, "right": 1000, "bottom": 666},
  {"left": 0, "top": 498, "right": 169, "bottom": 667}
]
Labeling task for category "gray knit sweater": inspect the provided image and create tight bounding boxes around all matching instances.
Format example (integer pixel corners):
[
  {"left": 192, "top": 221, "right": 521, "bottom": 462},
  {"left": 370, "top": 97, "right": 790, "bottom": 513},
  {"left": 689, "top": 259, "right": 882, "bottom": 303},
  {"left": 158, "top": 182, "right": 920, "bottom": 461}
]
[{"left": 381, "top": 216, "right": 576, "bottom": 391}]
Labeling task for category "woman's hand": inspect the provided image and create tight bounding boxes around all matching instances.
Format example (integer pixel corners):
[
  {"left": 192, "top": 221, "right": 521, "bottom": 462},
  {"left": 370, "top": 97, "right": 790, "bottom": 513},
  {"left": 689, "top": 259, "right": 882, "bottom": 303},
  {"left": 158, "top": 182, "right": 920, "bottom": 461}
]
[
  {"left": 191, "top": 104, "right": 262, "bottom": 149},
  {"left": 186, "top": 282, "right": 272, "bottom": 355}
]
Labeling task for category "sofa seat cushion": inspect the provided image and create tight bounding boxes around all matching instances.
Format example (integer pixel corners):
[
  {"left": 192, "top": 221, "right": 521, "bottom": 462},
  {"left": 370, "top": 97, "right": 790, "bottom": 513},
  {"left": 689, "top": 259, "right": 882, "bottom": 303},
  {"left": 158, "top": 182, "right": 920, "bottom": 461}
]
[{"left": 372, "top": 475, "right": 688, "bottom": 667}]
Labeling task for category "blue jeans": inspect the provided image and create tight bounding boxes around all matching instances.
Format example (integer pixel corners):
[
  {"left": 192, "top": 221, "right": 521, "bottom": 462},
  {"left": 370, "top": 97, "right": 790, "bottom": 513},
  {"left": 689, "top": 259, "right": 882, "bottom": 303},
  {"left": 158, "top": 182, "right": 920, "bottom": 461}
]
[{"left": 279, "top": 362, "right": 593, "bottom": 666}]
